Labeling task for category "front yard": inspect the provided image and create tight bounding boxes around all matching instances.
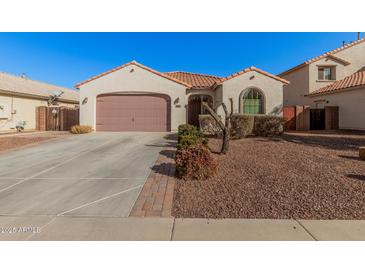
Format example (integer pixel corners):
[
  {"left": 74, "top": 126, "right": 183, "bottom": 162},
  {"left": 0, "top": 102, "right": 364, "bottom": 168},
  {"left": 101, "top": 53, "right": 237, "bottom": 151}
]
[
  {"left": 0, "top": 131, "right": 71, "bottom": 153},
  {"left": 173, "top": 131, "right": 365, "bottom": 219}
]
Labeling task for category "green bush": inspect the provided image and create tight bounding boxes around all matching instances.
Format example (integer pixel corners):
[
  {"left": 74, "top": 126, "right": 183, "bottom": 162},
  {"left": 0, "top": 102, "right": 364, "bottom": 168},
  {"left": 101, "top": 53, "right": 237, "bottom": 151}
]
[
  {"left": 70, "top": 125, "right": 93, "bottom": 134},
  {"left": 175, "top": 144, "right": 217, "bottom": 180},
  {"left": 253, "top": 115, "right": 285, "bottom": 137},
  {"left": 176, "top": 134, "right": 208, "bottom": 151},
  {"left": 230, "top": 114, "right": 255, "bottom": 139},
  {"left": 228, "top": 114, "right": 284, "bottom": 138},
  {"left": 178, "top": 124, "right": 199, "bottom": 137},
  {"left": 177, "top": 124, "right": 206, "bottom": 144}
]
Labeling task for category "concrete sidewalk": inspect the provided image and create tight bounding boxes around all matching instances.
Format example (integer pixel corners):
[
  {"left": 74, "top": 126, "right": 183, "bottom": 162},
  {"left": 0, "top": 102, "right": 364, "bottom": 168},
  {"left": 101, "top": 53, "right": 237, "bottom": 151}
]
[{"left": 1, "top": 216, "right": 365, "bottom": 240}]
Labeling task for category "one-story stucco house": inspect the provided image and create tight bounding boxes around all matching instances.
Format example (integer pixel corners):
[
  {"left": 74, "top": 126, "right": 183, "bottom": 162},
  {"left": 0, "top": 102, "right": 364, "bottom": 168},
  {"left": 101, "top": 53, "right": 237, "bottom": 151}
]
[
  {"left": 76, "top": 61, "right": 289, "bottom": 132},
  {"left": 0, "top": 72, "right": 79, "bottom": 131}
]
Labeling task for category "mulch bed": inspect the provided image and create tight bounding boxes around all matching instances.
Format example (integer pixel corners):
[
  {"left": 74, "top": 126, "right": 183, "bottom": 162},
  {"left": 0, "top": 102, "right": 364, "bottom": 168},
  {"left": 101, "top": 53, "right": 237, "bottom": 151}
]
[{"left": 172, "top": 132, "right": 365, "bottom": 219}]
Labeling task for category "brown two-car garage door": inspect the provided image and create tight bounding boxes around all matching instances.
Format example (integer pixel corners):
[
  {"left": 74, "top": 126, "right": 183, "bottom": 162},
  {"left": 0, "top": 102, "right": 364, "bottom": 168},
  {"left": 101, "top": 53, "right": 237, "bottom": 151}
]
[{"left": 96, "top": 94, "right": 170, "bottom": 132}]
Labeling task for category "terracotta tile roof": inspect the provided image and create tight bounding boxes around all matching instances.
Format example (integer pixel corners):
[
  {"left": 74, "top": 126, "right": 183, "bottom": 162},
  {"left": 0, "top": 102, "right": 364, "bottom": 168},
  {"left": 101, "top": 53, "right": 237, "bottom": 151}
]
[
  {"left": 164, "top": 71, "right": 222, "bottom": 89},
  {"left": 309, "top": 70, "right": 365, "bottom": 97},
  {"left": 76, "top": 61, "right": 287, "bottom": 90},
  {"left": 75, "top": 61, "right": 192, "bottom": 88},
  {"left": 279, "top": 38, "right": 365, "bottom": 77},
  {"left": 0, "top": 72, "right": 79, "bottom": 103},
  {"left": 213, "top": 66, "right": 289, "bottom": 87}
]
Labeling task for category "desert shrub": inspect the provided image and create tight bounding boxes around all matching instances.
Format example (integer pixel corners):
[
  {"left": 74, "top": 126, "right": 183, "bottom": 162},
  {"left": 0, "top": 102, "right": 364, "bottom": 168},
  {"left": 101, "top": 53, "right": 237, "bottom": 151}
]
[
  {"left": 199, "top": 115, "right": 222, "bottom": 136},
  {"left": 175, "top": 144, "right": 217, "bottom": 180},
  {"left": 70, "top": 125, "right": 93, "bottom": 134},
  {"left": 177, "top": 124, "right": 206, "bottom": 144},
  {"left": 178, "top": 124, "right": 199, "bottom": 137},
  {"left": 176, "top": 134, "right": 208, "bottom": 151},
  {"left": 253, "top": 115, "right": 285, "bottom": 137},
  {"left": 230, "top": 114, "right": 255, "bottom": 139},
  {"left": 229, "top": 114, "right": 284, "bottom": 138}
]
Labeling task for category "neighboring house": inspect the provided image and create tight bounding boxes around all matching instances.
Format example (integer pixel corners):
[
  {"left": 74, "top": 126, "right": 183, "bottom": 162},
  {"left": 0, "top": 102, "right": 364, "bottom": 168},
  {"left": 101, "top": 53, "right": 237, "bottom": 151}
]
[
  {"left": 76, "top": 61, "right": 288, "bottom": 132},
  {"left": 0, "top": 72, "right": 79, "bottom": 131},
  {"left": 280, "top": 38, "right": 365, "bottom": 106},
  {"left": 279, "top": 37, "right": 365, "bottom": 130},
  {"left": 307, "top": 70, "right": 365, "bottom": 130}
]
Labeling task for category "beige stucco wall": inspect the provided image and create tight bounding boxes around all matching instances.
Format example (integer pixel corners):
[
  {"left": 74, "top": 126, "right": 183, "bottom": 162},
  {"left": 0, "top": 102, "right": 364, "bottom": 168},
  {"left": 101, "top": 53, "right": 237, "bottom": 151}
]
[
  {"left": 218, "top": 70, "right": 284, "bottom": 117},
  {"left": 334, "top": 40, "right": 365, "bottom": 75},
  {"left": 283, "top": 41, "right": 365, "bottom": 107},
  {"left": 78, "top": 64, "right": 188, "bottom": 131},
  {"left": 0, "top": 94, "right": 76, "bottom": 131},
  {"left": 214, "top": 85, "right": 223, "bottom": 109},
  {"left": 282, "top": 66, "right": 310, "bottom": 106},
  {"left": 307, "top": 87, "right": 365, "bottom": 130}
]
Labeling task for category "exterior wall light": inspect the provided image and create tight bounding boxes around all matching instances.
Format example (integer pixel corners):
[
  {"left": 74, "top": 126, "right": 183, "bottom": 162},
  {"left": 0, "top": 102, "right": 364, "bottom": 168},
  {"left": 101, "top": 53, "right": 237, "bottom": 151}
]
[
  {"left": 52, "top": 108, "right": 58, "bottom": 117},
  {"left": 174, "top": 97, "right": 181, "bottom": 108}
]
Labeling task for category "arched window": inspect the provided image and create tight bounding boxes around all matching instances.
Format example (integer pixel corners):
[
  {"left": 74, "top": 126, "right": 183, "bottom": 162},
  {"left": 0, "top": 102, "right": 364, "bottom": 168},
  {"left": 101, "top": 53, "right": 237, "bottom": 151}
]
[{"left": 242, "top": 88, "right": 264, "bottom": 114}]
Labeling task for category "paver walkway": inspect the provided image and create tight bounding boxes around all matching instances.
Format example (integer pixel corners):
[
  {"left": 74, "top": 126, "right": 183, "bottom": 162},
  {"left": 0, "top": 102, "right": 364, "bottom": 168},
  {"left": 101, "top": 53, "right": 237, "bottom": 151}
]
[{"left": 130, "top": 137, "right": 176, "bottom": 217}]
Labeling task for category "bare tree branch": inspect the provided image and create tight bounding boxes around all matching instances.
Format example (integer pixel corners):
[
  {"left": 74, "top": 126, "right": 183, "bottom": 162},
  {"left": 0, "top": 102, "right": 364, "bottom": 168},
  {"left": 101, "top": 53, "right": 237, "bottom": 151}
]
[
  {"left": 229, "top": 98, "right": 233, "bottom": 117},
  {"left": 202, "top": 102, "right": 225, "bottom": 130},
  {"left": 221, "top": 102, "right": 229, "bottom": 117},
  {"left": 202, "top": 100, "right": 233, "bottom": 155}
]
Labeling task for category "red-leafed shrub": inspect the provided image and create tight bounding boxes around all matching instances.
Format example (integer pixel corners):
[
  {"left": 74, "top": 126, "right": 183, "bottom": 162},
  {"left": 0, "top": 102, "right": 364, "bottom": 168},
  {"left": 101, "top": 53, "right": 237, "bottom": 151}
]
[{"left": 175, "top": 144, "right": 217, "bottom": 180}]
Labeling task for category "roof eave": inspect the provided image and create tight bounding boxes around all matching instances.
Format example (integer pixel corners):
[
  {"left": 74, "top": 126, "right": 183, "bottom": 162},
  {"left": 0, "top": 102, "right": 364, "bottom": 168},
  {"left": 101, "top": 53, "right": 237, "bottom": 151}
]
[
  {"left": 307, "top": 85, "right": 365, "bottom": 97},
  {"left": 75, "top": 61, "right": 192, "bottom": 89},
  {"left": 326, "top": 54, "right": 351, "bottom": 66},
  {"left": 0, "top": 89, "right": 79, "bottom": 104},
  {"left": 279, "top": 38, "right": 365, "bottom": 76},
  {"left": 278, "top": 63, "right": 308, "bottom": 77},
  {"left": 218, "top": 66, "right": 290, "bottom": 85}
]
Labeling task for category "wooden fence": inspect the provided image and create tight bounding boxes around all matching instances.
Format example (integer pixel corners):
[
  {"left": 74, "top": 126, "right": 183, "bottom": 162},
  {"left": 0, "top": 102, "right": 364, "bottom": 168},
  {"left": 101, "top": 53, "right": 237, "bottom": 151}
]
[
  {"left": 283, "top": 105, "right": 310, "bottom": 131},
  {"left": 36, "top": 106, "right": 79, "bottom": 131},
  {"left": 283, "top": 105, "right": 339, "bottom": 131},
  {"left": 283, "top": 106, "right": 296, "bottom": 130}
]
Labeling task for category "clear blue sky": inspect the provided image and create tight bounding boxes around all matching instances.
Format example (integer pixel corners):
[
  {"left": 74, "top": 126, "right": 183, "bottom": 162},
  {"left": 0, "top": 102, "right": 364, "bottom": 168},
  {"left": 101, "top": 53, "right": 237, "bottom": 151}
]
[{"left": 0, "top": 32, "right": 360, "bottom": 89}]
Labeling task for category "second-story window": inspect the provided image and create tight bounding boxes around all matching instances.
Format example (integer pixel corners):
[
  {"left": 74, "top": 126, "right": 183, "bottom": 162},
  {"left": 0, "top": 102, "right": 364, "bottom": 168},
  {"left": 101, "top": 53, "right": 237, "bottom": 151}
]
[{"left": 318, "top": 66, "right": 336, "bottom": 81}]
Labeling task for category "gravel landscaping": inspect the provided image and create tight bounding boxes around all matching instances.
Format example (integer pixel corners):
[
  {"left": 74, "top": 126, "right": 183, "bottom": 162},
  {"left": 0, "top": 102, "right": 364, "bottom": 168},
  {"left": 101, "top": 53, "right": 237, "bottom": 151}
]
[
  {"left": 172, "top": 131, "right": 365, "bottom": 219},
  {"left": 0, "top": 131, "right": 71, "bottom": 153}
]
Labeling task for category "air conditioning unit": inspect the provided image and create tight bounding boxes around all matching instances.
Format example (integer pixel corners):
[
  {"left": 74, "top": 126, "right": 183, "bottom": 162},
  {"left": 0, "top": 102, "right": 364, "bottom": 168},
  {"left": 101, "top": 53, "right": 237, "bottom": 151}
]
[{"left": 0, "top": 102, "right": 11, "bottom": 119}]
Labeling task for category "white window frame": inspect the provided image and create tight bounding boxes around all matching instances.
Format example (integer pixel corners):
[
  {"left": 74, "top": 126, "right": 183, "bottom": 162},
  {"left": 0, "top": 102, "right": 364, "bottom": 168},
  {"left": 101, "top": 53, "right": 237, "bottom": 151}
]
[{"left": 318, "top": 66, "right": 336, "bottom": 81}]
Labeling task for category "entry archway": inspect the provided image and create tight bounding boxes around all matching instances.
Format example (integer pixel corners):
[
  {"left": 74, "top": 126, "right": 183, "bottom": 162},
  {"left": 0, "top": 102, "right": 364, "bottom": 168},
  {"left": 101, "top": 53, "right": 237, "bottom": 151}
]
[{"left": 187, "top": 94, "right": 213, "bottom": 127}]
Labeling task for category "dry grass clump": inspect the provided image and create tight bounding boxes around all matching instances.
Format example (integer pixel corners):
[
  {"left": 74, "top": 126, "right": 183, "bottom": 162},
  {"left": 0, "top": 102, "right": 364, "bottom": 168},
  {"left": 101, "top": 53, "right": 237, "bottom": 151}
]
[{"left": 70, "top": 125, "right": 93, "bottom": 134}]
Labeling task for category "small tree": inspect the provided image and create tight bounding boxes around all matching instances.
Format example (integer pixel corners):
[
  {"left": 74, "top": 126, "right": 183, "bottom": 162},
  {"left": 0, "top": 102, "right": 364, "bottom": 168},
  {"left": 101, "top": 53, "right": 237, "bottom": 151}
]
[
  {"left": 202, "top": 98, "right": 233, "bottom": 154},
  {"left": 47, "top": 91, "right": 64, "bottom": 106}
]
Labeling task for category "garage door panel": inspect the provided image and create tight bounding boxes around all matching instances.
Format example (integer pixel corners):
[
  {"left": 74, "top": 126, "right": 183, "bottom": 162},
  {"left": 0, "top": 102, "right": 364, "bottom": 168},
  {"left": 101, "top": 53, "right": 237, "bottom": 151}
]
[{"left": 96, "top": 94, "right": 170, "bottom": 132}]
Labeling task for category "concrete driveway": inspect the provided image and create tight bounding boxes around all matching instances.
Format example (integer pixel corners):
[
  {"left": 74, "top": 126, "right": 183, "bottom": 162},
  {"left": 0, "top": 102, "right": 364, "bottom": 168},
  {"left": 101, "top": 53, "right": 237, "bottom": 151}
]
[{"left": 0, "top": 132, "right": 167, "bottom": 217}]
